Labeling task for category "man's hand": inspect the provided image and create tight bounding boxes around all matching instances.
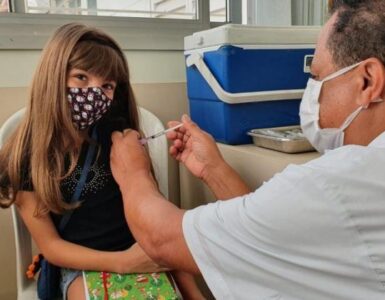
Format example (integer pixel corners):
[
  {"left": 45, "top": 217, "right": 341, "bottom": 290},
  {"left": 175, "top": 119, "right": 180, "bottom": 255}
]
[
  {"left": 168, "top": 115, "right": 251, "bottom": 200},
  {"left": 117, "top": 243, "right": 170, "bottom": 274},
  {"left": 110, "top": 129, "right": 152, "bottom": 189},
  {"left": 167, "top": 115, "right": 226, "bottom": 181}
]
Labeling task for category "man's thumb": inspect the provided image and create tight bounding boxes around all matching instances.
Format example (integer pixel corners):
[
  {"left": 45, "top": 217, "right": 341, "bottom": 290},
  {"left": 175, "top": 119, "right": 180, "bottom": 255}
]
[
  {"left": 181, "top": 114, "right": 200, "bottom": 133},
  {"left": 181, "top": 114, "right": 192, "bottom": 123},
  {"left": 182, "top": 114, "right": 194, "bottom": 128}
]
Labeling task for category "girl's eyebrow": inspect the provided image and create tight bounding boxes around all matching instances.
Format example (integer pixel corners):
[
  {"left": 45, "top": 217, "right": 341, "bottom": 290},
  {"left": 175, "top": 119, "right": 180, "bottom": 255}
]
[{"left": 71, "top": 69, "right": 88, "bottom": 74}]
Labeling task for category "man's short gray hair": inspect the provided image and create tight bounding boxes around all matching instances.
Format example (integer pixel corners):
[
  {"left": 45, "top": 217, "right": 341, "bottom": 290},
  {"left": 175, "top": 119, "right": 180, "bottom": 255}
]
[{"left": 328, "top": 0, "right": 385, "bottom": 68}]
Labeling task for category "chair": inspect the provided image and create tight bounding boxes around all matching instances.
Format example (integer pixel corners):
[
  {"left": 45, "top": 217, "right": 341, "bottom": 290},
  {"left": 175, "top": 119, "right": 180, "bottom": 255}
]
[
  {"left": 0, "top": 107, "right": 169, "bottom": 300},
  {"left": 139, "top": 107, "right": 169, "bottom": 198}
]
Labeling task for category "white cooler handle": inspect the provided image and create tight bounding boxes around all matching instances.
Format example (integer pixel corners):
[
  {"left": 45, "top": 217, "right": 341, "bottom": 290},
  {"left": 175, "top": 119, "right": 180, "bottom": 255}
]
[{"left": 186, "top": 53, "right": 305, "bottom": 104}]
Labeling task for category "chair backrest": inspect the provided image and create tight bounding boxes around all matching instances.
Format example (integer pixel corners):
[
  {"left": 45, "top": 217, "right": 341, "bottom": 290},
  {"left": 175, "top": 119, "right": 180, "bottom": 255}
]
[
  {"left": 138, "top": 107, "right": 169, "bottom": 198},
  {"left": 0, "top": 108, "right": 33, "bottom": 299},
  {"left": 0, "top": 108, "right": 26, "bottom": 148},
  {"left": 0, "top": 107, "right": 168, "bottom": 299}
]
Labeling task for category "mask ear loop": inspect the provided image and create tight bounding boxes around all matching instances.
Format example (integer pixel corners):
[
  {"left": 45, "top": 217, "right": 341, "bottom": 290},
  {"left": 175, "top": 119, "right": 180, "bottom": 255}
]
[
  {"left": 341, "top": 98, "right": 384, "bottom": 130},
  {"left": 363, "top": 98, "right": 384, "bottom": 109},
  {"left": 322, "top": 62, "right": 362, "bottom": 83},
  {"left": 340, "top": 106, "right": 364, "bottom": 132}
]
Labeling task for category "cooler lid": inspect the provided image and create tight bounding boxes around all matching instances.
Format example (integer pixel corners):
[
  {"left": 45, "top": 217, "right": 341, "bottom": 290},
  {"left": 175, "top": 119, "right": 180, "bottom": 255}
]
[{"left": 184, "top": 24, "right": 321, "bottom": 51}]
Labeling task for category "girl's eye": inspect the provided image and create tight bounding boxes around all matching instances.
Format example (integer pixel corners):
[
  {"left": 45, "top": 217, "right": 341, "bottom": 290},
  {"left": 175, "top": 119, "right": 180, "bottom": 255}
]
[
  {"left": 102, "top": 83, "right": 115, "bottom": 90},
  {"left": 76, "top": 74, "right": 87, "bottom": 81}
]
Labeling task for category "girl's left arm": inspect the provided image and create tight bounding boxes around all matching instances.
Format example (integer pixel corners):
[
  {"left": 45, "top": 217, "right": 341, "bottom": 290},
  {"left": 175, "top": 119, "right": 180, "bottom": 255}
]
[{"left": 15, "top": 190, "right": 166, "bottom": 274}]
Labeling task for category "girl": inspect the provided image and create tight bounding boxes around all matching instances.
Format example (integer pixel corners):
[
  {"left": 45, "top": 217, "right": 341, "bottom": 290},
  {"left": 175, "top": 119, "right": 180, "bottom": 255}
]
[{"left": 0, "top": 23, "right": 203, "bottom": 299}]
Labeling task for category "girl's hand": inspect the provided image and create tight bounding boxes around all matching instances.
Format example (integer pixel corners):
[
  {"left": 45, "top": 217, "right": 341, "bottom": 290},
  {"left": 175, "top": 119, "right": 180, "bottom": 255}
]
[
  {"left": 116, "top": 243, "right": 170, "bottom": 274},
  {"left": 172, "top": 270, "right": 207, "bottom": 300}
]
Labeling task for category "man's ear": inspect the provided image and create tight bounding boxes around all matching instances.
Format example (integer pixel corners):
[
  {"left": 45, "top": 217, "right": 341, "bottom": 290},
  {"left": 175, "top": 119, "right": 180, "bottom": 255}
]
[{"left": 357, "top": 58, "right": 385, "bottom": 108}]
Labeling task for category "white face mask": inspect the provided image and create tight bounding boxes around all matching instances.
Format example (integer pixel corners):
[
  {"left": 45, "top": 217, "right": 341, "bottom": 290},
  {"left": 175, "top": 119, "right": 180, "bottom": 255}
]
[{"left": 300, "top": 61, "right": 376, "bottom": 153}]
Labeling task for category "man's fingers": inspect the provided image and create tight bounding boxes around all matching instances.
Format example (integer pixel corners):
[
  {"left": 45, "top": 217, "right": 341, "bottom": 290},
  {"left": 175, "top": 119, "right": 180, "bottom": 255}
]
[
  {"left": 123, "top": 128, "right": 132, "bottom": 136},
  {"left": 166, "top": 130, "right": 178, "bottom": 140},
  {"left": 125, "top": 129, "right": 140, "bottom": 139},
  {"left": 169, "top": 140, "right": 184, "bottom": 160},
  {"left": 112, "top": 130, "right": 141, "bottom": 145},
  {"left": 167, "top": 131, "right": 185, "bottom": 143},
  {"left": 168, "top": 121, "right": 181, "bottom": 128},
  {"left": 111, "top": 131, "right": 123, "bottom": 143},
  {"left": 173, "top": 139, "right": 183, "bottom": 148},
  {"left": 169, "top": 145, "right": 178, "bottom": 157},
  {"left": 166, "top": 121, "right": 186, "bottom": 140},
  {"left": 183, "top": 134, "right": 190, "bottom": 144},
  {"left": 168, "top": 121, "right": 187, "bottom": 134}
]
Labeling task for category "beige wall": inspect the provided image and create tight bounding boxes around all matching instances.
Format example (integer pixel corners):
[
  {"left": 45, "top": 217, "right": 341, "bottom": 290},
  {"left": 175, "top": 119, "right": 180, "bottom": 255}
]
[
  {"left": 0, "top": 50, "right": 186, "bottom": 88},
  {"left": 0, "top": 48, "right": 189, "bottom": 299}
]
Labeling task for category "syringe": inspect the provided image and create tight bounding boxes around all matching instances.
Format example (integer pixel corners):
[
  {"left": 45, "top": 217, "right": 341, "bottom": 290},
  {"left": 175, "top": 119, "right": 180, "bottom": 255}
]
[{"left": 140, "top": 123, "right": 183, "bottom": 145}]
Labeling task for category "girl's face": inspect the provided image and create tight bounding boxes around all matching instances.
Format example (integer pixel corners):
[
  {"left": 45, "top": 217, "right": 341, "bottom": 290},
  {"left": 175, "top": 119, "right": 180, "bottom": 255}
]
[{"left": 67, "top": 68, "right": 117, "bottom": 100}]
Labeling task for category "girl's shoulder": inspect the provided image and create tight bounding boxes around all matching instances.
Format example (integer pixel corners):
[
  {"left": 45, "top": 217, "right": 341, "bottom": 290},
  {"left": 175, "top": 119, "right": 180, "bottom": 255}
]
[{"left": 96, "top": 118, "right": 129, "bottom": 145}]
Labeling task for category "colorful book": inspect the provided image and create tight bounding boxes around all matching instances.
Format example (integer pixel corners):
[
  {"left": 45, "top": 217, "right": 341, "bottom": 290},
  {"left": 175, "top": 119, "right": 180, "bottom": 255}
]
[{"left": 83, "top": 271, "right": 181, "bottom": 300}]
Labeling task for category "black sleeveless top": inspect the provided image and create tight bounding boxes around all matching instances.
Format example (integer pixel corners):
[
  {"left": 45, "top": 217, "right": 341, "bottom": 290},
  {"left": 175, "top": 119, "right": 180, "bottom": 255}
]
[{"left": 18, "top": 122, "right": 135, "bottom": 251}]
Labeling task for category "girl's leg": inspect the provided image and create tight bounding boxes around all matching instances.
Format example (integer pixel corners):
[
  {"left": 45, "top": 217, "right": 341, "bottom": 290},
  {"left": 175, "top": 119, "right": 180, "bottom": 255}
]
[{"left": 67, "top": 275, "right": 86, "bottom": 300}]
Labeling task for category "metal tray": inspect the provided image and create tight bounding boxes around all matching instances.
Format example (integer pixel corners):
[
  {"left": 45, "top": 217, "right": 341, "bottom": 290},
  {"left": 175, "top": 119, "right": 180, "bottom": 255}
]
[{"left": 247, "top": 126, "right": 315, "bottom": 153}]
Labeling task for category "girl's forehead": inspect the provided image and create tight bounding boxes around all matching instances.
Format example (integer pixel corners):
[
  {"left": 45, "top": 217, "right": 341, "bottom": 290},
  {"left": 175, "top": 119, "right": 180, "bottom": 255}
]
[{"left": 68, "top": 43, "right": 126, "bottom": 83}]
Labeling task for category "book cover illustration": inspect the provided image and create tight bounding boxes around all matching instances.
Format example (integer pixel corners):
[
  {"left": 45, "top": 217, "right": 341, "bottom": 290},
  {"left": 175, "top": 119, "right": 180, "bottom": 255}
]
[{"left": 83, "top": 271, "right": 180, "bottom": 300}]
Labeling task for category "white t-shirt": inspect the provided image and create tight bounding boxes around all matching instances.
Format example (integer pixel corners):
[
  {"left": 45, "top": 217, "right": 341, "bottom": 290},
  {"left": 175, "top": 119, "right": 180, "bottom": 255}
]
[{"left": 183, "top": 132, "right": 385, "bottom": 300}]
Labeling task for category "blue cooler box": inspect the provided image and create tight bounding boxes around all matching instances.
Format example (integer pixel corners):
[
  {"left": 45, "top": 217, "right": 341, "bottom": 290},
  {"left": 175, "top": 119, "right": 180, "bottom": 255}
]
[{"left": 185, "top": 24, "right": 320, "bottom": 144}]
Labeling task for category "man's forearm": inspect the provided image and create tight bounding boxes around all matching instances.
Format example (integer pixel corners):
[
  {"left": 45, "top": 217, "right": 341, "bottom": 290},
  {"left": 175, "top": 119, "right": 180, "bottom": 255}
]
[
  {"left": 203, "top": 162, "right": 251, "bottom": 200},
  {"left": 120, "top": 171, "right": 200, "bottom": 274}
]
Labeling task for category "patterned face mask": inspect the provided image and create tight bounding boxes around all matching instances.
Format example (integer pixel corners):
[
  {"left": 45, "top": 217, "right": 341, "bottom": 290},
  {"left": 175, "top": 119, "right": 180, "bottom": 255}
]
[{"left": 67, "top": 87, "right": 113, "bottom": 130}]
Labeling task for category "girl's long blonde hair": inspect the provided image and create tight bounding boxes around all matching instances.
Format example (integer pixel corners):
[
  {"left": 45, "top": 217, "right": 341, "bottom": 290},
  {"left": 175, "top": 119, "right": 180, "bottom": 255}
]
[{"left": 0, "top": 23, "right": 139, "bottom": 215}]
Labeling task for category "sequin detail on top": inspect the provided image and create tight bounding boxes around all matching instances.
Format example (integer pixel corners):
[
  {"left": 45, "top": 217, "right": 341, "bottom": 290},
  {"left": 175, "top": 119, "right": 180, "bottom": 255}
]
[
  {"left": 67, "top": 87, "right": 113, "bottom": 130},
  {"left": 62, "top": 163, "right": 111, "bottom": 197}
]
